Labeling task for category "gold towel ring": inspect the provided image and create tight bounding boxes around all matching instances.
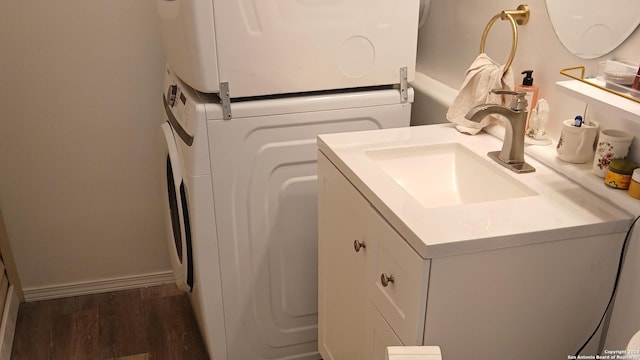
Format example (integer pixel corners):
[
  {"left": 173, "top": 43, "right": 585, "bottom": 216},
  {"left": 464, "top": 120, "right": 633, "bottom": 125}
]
[{"left": 479, "top": 5, "right": 530, "bottom": 75}]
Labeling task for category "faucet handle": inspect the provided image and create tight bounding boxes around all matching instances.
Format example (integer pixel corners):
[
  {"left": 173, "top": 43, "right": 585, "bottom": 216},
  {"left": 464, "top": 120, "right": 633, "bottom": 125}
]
[
  {"left": 491, "top": 89, "right": 528, "bottom": 111},
  {"left": 491, "top": 89, "right": 525, "bottom": 96}
]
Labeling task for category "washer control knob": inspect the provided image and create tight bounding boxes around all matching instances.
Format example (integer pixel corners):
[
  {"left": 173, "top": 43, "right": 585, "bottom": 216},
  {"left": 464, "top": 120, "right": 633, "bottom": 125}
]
[{"left": 167, "top": 84, "right": 178, "bottom": 107}]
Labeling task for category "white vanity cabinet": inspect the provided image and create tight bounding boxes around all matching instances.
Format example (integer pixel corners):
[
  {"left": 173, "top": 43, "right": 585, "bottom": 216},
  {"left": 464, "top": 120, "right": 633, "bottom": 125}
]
[
  {"left": 317, "top": 132, "right": 629, "bottom": 360},
  {"left": 318, "top": 153, "right": 429, "bottom": 360}
]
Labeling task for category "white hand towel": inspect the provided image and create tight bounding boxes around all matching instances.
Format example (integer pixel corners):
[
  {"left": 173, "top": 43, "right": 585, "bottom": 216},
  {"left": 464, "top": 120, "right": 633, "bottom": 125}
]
[{"left": 446, "top": 53, "right": 515, "bottom": 135}]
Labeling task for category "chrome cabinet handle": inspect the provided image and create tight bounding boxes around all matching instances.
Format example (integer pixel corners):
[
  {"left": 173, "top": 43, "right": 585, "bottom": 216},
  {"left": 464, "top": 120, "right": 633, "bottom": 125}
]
[
  {"left": 353, "top": 240, "right": 366, "bottom": 252},
  {"left": 381, "top": 273, "right": 394, "bottom": 287}
]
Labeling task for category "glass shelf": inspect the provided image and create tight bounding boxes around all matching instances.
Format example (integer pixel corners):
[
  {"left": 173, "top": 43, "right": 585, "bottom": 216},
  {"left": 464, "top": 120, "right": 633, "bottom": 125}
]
[
  {"left": 560, "top": 65, "right": 640, "bottom": 104},
  {"left": 556, "top": 79, "right": 640, "bottom": 121}
]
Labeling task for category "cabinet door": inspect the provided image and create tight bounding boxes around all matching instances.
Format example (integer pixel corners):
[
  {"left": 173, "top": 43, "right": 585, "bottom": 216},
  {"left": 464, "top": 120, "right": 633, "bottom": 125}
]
[
  {"left": 365, "top": 301, "right": 403, "bottom": 360},
  {"left": 318, "top": 154, "right": 370, "bottom": 360},
  {"left": 367, "top": 208, "right": 430, "bottom": 346}
]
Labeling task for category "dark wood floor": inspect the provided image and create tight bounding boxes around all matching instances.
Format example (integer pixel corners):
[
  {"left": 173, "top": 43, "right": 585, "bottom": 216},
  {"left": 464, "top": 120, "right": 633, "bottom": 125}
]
[{"left": 11, "top": 284, "right": 209, "bottom": 360}]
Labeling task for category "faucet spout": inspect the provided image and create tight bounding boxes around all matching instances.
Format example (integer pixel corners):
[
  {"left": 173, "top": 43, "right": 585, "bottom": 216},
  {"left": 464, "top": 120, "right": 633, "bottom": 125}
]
[
  {"left": 465, "top": 104, "right": 526, "bottom": 164},
  {"left": 463, "top": 90, "right": 535, "bottom": 173}
]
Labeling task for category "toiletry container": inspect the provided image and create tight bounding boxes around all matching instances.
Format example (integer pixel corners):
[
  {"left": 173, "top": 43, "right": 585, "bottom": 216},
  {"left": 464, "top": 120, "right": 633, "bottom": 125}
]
[
  {"left": 592, "top": 129, "right": 634, "bottom": 177},
  {"left": 602, "top": 60, "right": 640, "bottom": 97},
  {"left": 556, "top": 118, "right": 599, "bottom": 163},
  {"left": 628, "top": 168, "right": 640, "bottom": 199},
  {"left": 604, "top": 159, "right": 638, "bottom": 189},
  {"left": 516, "top": 70, "right": 539, "bottom": 127}
]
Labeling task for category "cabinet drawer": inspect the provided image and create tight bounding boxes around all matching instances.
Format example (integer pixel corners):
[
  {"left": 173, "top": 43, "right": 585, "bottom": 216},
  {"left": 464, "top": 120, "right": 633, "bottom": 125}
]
[{"left": 367, "top": 208, "right": 429, "bottom": 345}]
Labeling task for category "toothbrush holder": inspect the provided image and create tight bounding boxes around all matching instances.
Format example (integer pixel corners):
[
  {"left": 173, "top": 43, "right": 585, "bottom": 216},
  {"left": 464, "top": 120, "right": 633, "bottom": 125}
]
[{"left": 556, "top": 119, "right": 599, "bottom": 164}]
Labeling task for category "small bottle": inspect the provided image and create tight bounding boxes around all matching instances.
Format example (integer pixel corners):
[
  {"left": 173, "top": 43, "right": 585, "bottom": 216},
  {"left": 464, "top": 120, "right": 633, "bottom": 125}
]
[
  {"left": 516, "top": 70, "right": 539, "bottom": 129},
  {"left": 628, "top": 168, "right": 640, "bottom": 199}
]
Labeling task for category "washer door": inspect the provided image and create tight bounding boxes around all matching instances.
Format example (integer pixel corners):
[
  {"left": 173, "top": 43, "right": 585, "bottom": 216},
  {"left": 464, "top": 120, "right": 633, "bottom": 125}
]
[{"left": 160, "top": 122, "right": 193, "bottom": 292}]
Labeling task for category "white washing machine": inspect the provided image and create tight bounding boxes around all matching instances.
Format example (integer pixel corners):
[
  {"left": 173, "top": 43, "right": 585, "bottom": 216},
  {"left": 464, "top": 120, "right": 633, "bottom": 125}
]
[
  {"left": 160, "top": 66, "right": 227, "bottom": 359},
  {"left": 156, "top": 0, "right": 420, "bottom": 97},
  {"left": 160, "top": 65, "right": 413, "bottom": 360}
]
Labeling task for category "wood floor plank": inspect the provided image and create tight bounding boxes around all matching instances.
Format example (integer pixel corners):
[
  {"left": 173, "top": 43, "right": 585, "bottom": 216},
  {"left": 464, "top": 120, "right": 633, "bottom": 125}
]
[
  {"left": 114, "top": 353, "right": 150, "bottom": 360},
  {"left": 145, "top": 295, "right": 209, "bottom": 360},
  {"left": 140, "top": 284, "right": 183, "bottom": 300},
  {"left": 96, "top": 292, "right": 116, "bottom": 360},
  {"left": 68, "top": 309, "right": 101, "bottom": 359},
  {"left": 11, "top": 285, "right": 208, "bottom": 360},
  {"left": 11, "top": 300, "right": 53, "bottom": 359},
  {"left": 111, "top": 289, "right": 148, "bottom": 358}
]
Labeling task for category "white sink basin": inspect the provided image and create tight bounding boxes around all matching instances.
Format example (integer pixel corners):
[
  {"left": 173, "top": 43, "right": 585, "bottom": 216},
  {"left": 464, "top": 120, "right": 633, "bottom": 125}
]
[{"left": 365, "top": 143, "right": 537, "bottom": 208}]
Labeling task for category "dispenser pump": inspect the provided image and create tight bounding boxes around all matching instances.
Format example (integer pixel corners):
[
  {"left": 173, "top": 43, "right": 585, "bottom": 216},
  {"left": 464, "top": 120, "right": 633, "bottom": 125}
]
[
  {"left": 515, "top": 69, "right": 540, "bottom": 127},
  {"left": 521, "top": 70, "right": 534, "bottom": 86}
]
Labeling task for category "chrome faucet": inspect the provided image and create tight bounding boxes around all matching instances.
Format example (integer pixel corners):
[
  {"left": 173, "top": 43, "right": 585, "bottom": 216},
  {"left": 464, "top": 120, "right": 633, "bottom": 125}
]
[{"left": 465, "top": 89, "right": 535, "bottom": 173}]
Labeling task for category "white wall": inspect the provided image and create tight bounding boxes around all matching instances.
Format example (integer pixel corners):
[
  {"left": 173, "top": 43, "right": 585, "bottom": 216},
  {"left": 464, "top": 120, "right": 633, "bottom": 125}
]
[
  {"left": 0, "top": 0, "right": 170, "bottom": 293},
  {"left": 415, "top": 0, "right": 640, "bottom": 351}
]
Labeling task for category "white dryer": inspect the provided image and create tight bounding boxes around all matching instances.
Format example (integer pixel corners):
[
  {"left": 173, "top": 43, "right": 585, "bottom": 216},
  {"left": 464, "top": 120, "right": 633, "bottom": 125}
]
[
  {"left": 156, "top": 0, "right": 420, "bottom": 97},
  {"left": 160, "top": 64, "right": 413, "bottom": 360}
]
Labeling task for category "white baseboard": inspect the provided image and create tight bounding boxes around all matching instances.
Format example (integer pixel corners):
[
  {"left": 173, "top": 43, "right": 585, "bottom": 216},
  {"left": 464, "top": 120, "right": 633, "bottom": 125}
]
[
  {"left": 0, "top": 286, "right": 19, "bottom": 360},
  {"left": 22, "top": 271, "right": 176, "bottom": 302}
]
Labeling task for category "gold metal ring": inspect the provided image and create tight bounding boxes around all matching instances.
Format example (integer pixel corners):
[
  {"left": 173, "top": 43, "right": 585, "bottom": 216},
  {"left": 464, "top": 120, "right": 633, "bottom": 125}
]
[
  {"left": 479, "top": 13, "right": 518, "bottom": 75},
  {"left": 478, "top": 5, "right": 530, "bottom": 75}
]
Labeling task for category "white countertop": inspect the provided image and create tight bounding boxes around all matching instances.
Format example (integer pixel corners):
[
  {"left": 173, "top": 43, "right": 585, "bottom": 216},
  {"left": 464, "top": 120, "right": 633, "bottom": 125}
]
[{"left": 318, "top": 124, "right": 633, "bottom": 259}]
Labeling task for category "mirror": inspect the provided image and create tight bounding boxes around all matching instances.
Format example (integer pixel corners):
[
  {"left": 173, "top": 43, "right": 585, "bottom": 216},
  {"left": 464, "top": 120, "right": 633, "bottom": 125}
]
[{"left": 545, "top": 0, "right": 640, "bottom": 59}]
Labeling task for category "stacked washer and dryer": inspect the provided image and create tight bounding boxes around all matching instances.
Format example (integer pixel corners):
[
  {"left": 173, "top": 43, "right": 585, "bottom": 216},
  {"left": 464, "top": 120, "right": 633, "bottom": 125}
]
[{"left": 157, "top": 1, "right": 421, "bottom": 359}]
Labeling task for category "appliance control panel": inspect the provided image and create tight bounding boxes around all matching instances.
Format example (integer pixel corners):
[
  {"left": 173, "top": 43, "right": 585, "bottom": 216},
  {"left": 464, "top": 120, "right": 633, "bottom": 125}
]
[{"left": 164, "top": 66, "right": 197, "bottom": 138}]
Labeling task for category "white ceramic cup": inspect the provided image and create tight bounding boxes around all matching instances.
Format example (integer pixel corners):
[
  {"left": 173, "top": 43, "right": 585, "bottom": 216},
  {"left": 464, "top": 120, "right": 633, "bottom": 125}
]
[
  {"left": 592, "top": 129, "right": 634, "bottom": 177},
  {"left": 556, "top": 119, "right": 599, "bottom": 164}
]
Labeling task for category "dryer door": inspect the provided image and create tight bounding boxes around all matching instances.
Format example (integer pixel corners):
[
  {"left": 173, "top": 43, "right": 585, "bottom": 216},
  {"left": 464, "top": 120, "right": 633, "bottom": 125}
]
[{"left": 160, "top": 122, "right": 193, "bottom": 292}]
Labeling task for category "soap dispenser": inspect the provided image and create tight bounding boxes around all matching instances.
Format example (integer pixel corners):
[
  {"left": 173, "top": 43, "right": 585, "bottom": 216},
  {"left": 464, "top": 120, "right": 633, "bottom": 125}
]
[{"left": 516, "top": 70, "right": 539, "bottom": 127}]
